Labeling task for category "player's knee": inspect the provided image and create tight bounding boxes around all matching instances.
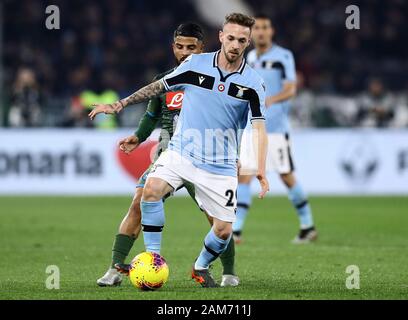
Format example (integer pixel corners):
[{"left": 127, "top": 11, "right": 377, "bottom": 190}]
[
  {"left": 212, "top": 222, "right": 232, "bottom": 240},
  {"left": 142, "top": 182, "right": 163, "bottom": 202},
  {"left": 280, "top": 173, "right": 295, "bottom": 187}
]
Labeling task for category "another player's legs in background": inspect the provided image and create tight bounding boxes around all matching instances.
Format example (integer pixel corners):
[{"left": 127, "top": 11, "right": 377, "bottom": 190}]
[
  {"left": 96, "top": 187, "right": 142, "bottom": 286},
  {"left": 280, "top": 173, "right": 317, "bottom": 244},
  {"left": 232, "top": 174, "right": 253, "bottom": 243}
]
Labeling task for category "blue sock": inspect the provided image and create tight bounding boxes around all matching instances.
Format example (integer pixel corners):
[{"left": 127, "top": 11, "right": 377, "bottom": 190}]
[
  {"left": 232, "top": 183, "right": 252, "bottom": 233},
  {"left": 195, "top": 228, "right": 231, "bottom": 269},
  {"left": 288, "top": 182, "right": 314, "bottom": 229},
  {"left": 141, "top": 200, "right": 165, "bottom": 254}
]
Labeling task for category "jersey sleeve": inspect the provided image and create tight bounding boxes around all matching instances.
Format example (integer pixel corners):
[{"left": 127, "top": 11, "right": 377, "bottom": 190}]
[
  {"left": 160, "top": 55, "right": 194, "bottom": 91},
  {"left": 249, "top": 79, "right": 266, "bottom": 123},
  {"left": 134, "top": 72, "right": 165, "bottom": 142},
  {"left": 134, "top": 98, "right": 161, "bottom": 143},
  {"left": 282, "top": 50, "right": 296, "bottom": 82}
]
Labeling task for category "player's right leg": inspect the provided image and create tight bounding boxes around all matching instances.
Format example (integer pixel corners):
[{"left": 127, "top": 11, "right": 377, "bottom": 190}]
[
  {"left": 140, "top": 152, "right": 184, "bottom": 254},
  {"left": 232, "top": 174, "right": 253, "bottom": 244},
  {"left": 140, "top": 176, "right": 175, "bottom": 253}
]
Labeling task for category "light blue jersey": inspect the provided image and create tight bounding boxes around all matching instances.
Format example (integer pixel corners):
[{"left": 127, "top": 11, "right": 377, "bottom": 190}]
[
  {"left": 161, "top": 51, "right": 266, "bottom": 177},
  {"left": 247, "top": 44, "right": 296, "bottom": 133}
]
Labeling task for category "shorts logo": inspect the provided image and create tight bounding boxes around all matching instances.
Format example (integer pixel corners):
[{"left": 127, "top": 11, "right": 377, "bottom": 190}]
[
  {"left": 218, "top": 84, "right": 225, "bottom": 92},
  {"left": 165, "top": 91, "right": 184, "bottom": 110}
]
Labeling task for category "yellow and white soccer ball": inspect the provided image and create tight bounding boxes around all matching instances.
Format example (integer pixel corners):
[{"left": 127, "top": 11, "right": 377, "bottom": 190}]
[{"left": 129, "top": 252, "right": 169, "bottom": 290}]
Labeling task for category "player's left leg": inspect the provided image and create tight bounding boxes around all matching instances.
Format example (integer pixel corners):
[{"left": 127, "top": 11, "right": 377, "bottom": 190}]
[
  {"left": 270, "top": 133, "right": 317, "bottom": 243},
  {"left": 193, "top": 218, "right": 232, "bottom": 288},
  {"left": 190, "top": 171, "right": 237, "bottom": 288},
  {"left": 202, "top": 213, "right": 238, "bottom": 287},
  {"left": 184, "top": 182, "right": 238, "bottom": 286},
  {"left": 280, "top": 172, "right": 318, "bottom": 243}
]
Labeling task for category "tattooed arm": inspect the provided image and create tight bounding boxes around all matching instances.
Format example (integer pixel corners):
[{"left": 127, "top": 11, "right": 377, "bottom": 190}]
[{"left": 88, "top": 80, "right": 165, "bottom": 120}]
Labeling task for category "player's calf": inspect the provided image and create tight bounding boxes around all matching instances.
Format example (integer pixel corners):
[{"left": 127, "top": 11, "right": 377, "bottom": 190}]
[
  {"left": 193, "top": 221, "right": 232, "bottom": 287},
  {"left": 118, "top": 188, "right": 143, "bottom": 237}
]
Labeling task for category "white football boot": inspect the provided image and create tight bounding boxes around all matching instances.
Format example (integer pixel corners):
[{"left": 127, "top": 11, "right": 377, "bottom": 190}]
[
  {"left": 96, "top": 268, "right": 122, "bottom": 287},
  {"left": 220, "top": 274, "right": 240, "bottom": 287}
]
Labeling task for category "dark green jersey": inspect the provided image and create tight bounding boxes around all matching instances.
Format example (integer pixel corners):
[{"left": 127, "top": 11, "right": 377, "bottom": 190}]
[{"left": 135, "top": 68, "right": 184, "bottom": 160}]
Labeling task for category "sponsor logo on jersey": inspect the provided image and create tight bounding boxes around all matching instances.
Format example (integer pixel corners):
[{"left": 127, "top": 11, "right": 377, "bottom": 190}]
[{"left": 165, "top": 91, "right": 184, "bottom": 110}]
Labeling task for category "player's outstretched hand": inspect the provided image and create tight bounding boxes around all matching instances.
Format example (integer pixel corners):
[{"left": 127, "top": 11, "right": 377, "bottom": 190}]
[
  {"left": 256, "top": 172, "right": 269, "bottom": 199},
  {"left": 88, "top": 101, "right": 125, "bottom": 120},
  {"left": 118, "top": 135, "right": 140, "bottom": 154},
  {"left": 114, "top": 263, "right": 131, "bottom": 276}
]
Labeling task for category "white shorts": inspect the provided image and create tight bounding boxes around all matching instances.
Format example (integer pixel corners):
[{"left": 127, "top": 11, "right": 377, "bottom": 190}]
[
  {"left": 146, "top": 150, "right": 238, "bottom": 222},
  {"left": 240, "top": 131, "right": 295, "bottom": 175}
]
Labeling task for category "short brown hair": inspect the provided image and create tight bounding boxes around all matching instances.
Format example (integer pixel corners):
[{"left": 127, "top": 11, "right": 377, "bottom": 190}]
[{"left": 223, "top": 13, "right": 255, "bottom": 29}]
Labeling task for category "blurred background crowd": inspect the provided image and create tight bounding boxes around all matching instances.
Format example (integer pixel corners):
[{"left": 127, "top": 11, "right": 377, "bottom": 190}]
[{"left": 2, "top": 0, "right": 408, "bottom": 129}]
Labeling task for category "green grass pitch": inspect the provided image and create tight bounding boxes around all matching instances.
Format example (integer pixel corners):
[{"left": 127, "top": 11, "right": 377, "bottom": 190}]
[{"left": 0, "top": 196, "right": 407, "bottom": 300}]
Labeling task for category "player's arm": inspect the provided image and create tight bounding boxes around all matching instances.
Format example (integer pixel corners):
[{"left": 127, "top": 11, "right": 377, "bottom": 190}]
[
  {"left": 251, "top": 120, "right": 269, "bottom": 198},
  {"left": 118, "top": 71, "right": 166, "bottom": 154},
  {"left": 119, "top": 106, "right": 160, "bottom": 154},
  {"left": 266, "top": 51, "right": 297, "bottom": 107},
  {"left": 266, "top": 81, "right": 296, "bottom": 106},
  {"left": 88, "top": 80, "right": 166, "bottom": 120},
  {"left": 89, "top": 57, "right": 193, "bottom": 120},
  {"left": 134, "top": 98, "right": 161, "bottom": 143},
  {"left": 249, "top": 82, "right": 269, "bottom": 198},
  {"left": 118, "top": 97, "right": 162, "bottom": 154}
]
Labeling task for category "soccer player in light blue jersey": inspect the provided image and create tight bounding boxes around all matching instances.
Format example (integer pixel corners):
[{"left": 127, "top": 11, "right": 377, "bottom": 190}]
[
  {"left": 89, "top": 13, "right": 269, "bottom": 288},
  {"left": 234, "top": 14, "right": 318, "bottom": 244}
]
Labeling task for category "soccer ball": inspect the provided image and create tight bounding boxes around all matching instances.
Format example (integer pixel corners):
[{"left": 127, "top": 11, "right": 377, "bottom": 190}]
[{"left": 129, "top": 252, "right": 169, "bottom": 290}]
